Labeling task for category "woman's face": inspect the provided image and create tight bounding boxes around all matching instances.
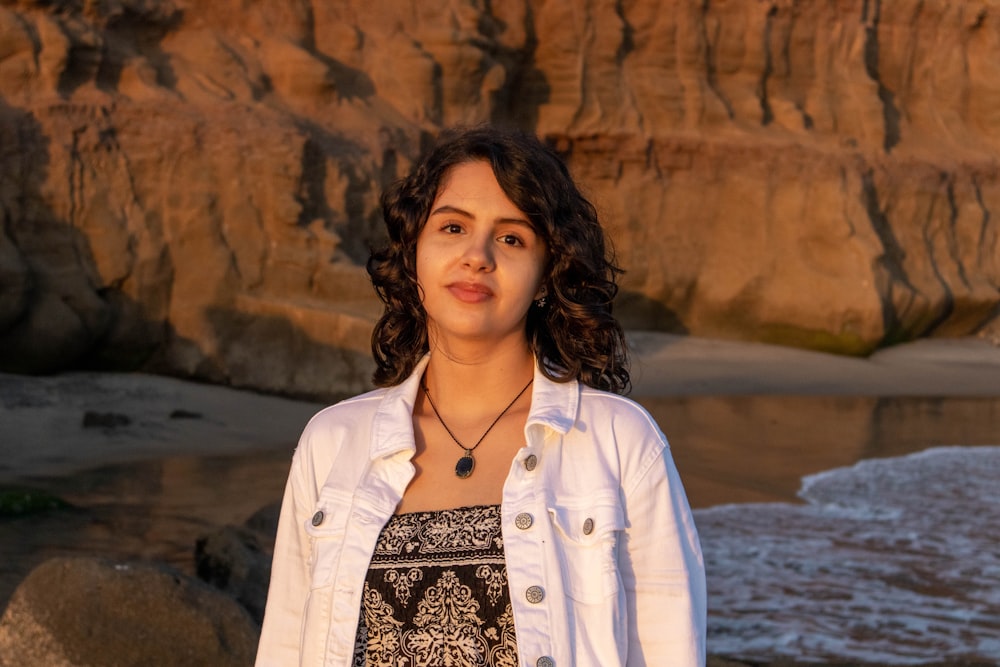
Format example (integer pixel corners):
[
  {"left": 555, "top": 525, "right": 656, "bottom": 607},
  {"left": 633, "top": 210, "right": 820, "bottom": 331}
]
[{"left": 416, "top": 160, "right": 548, "bottom": 349}]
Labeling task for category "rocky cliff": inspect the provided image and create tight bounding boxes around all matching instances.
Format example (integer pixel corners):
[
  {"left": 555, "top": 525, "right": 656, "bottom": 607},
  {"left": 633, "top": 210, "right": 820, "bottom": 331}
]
[{"left": 1, "top": 0, "right": 998, "bottom": 397}]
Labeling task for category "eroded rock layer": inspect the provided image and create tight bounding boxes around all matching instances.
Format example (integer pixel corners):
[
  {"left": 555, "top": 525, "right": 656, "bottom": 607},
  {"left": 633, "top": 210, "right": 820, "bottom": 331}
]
[{"left": 1, "top": 0, "right": 998, "bottom": 396}]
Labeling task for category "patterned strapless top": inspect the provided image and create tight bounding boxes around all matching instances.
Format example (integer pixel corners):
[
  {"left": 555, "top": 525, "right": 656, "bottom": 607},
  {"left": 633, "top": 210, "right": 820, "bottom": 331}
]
[{"left": 352, "top": 504, "right": 518, "bottom": 667}]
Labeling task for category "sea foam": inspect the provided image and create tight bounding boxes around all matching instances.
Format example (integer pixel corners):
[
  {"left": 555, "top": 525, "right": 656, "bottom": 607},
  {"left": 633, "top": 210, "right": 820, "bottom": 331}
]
[{"left": 696, "top": 445, "right": 1000, "bottom": 664}]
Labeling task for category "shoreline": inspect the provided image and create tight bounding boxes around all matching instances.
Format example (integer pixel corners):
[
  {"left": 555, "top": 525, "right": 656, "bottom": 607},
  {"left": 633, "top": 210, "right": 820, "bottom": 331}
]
[
  {"left": 2, "top": 333, "right": 998, "bottom": 484},
  {"left": 628, "top": 333, "right": 1000, "bottom": 396}
]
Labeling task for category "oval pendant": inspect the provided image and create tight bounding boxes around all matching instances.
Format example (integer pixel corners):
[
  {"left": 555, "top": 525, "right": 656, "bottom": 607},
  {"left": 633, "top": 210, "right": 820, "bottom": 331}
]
[{"left": 455, "top": 453, "right": 475, "bottom": 479}]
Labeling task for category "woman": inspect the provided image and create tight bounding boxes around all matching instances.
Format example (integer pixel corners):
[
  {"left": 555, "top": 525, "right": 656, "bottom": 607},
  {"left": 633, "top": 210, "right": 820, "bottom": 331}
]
[{"left": 256, "top": 126, "right": 706, "bottom": 667}]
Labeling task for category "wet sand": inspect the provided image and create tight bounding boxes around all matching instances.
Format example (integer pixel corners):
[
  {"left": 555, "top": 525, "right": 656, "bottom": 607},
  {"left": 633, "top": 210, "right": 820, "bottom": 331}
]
[
  {"left": 3, "top": 394, "right": 998, "bottom": 607},
  {"left": 3, "top": 334, "right": 998, "bottom": 486},
  {"left": 658, "top": 395, "right": 1000, "bottom": 507}
]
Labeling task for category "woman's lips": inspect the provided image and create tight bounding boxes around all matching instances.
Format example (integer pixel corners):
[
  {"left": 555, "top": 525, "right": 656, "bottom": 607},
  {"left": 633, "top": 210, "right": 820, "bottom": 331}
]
[{"left": 447, "top": 281, "right": 493, "bottom": 303}]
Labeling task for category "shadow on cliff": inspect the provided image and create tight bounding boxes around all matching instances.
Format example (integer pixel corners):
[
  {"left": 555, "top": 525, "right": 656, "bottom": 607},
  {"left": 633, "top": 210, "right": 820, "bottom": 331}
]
[
  {"left": 487, "top": 4, "right": 551, "bottom": 129},
  {"left": 310, "top": 51, "right": 376, "bottom": 102},
  {"left": 0, "top": 96, "right": 373, "bottom": 400},
  {"left": 62, "top": 3, "right": 184, "bottom": 96},
  {"left": 614, "top": 289, "right": 689, "bottom": 334},
  {"left": 288, "top": 122, "right": 387, "bottom": 265},
  {"left": 0, "top": 99, "right": 167, "bottom": 373}
]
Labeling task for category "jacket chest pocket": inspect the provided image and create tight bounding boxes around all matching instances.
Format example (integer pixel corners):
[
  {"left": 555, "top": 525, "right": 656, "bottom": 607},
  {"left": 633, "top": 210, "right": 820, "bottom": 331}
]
[
  {"left": 303, "top": 488, "right": 352, "bottom": 589},
  {"left": 548, "top": 499, "right": 625, "bottom": 604}
]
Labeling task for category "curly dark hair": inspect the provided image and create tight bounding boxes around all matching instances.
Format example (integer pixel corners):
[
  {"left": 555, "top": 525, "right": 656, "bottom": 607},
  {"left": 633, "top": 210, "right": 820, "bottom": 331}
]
[{"left": 366, "top": 125, "right": 630, "bottom": 394}]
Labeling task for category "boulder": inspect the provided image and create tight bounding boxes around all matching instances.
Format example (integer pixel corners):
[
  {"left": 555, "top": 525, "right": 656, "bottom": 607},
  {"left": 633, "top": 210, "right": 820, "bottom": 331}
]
[
  {"left": 0, "top": 556, "right": 258, "bottom": 667},
  {"left": 194, "top": 501, "right": 280, "bottom": 624}
]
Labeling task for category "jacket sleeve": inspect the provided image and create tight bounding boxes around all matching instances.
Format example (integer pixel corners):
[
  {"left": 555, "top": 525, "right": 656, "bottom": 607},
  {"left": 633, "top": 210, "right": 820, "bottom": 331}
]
[
  {"left": 619, "top": 436, "right": 707, "bottom": 666},
  {"left": 255, "top": 439, "right": 319, "bottom": 666}
]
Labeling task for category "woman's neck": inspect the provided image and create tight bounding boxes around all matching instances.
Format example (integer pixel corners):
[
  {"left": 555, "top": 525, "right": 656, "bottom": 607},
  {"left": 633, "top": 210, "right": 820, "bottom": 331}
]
[{"left": 422, "top": 336, "right": 536, "bottom": 415}]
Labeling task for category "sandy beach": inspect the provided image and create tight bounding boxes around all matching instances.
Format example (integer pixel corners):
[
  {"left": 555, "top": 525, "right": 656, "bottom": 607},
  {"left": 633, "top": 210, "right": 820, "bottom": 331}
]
[
  {"left": 628, "top": 333, "right": 1000, "bottom": 396},
  {"left": 2, "top": 333, "right": 998, "bottom": 485}
]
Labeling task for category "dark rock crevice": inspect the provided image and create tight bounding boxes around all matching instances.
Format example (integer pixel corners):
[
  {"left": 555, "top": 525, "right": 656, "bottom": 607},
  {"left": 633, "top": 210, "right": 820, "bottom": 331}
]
[
  {"left": 758, "top": 4, "right": 777, "bottom": 126},
  {"left": 860, "top": 170, "right": 918, "bottom": 343},
  {"left": 971, "top": 176, "right": 996, "bottom": 284},
  {"left": 614, "top": 0, "right": 635, "bottom": 67},
  {"left": 917, "top": 175, "right": 957, "bottom": 335},
  {"left": 701, "top": 0, "right": 735, "bottom": 121},
  {"left": 487, "top": 2, "right": 549, "bottom": 129},
  {"left": 861, "top": 0, "right": 901, "bottom": 152},
  {"left": 943, "top": 176, "right": 973, "bottom": 291}
]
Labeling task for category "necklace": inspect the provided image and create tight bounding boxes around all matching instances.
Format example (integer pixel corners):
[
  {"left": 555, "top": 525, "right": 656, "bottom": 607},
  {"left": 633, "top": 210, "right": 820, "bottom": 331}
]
[{"left": 421, "top": 376, "right": 533, "bottom": 479}]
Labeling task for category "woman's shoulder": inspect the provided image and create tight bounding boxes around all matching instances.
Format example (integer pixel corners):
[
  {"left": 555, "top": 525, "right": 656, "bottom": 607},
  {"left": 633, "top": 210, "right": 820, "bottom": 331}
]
[
  {"left": 577, "top": 386, "right": 663, "bottom": 435},
  {"left": 301, "top": 386, "right": 390, "bottom": 434},
  {"left": 289, "top": 386, "right": 393, "bottom": 478},
  {"left": 558, "top": 386, "right": 674, "bottom": 497}
]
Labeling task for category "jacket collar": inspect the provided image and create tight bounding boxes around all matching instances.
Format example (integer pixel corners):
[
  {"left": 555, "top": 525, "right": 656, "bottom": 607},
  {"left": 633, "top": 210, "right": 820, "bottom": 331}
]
[
  {"left": 525, "top": 358, "right": 578, "bottom": 436},
  {"left": 369, "top": 354, "right": 579, "bottom": 460},
  {"left": 369, "top": 355, "right": 428, "bottom": 460}
]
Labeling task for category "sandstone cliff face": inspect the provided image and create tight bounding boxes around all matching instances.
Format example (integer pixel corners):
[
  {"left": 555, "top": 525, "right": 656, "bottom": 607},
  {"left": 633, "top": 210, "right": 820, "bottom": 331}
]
[{"left": 1, "top": 0, "right": 998, "bottom": 397}]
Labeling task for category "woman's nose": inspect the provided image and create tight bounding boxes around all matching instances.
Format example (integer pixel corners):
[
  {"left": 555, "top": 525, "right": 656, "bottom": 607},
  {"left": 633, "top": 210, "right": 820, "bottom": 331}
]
[{"left": 461, "top": 234, "right": 495, "bottom": 271}]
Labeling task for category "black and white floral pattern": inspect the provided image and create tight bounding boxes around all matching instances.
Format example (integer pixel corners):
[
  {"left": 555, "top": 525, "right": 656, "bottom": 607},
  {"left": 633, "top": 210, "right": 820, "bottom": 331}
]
[{"left": 353, "top": 505, "right": 517, "bottom": 666}]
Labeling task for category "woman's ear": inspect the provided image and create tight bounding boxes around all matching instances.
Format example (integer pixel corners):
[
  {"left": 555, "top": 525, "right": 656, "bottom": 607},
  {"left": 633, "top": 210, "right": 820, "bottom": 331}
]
[{"left": 533, "top": 285, "right": 548, "bottom": 309}]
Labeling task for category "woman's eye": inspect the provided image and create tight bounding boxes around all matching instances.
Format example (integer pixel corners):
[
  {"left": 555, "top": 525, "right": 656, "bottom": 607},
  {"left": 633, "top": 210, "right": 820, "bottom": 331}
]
[
  {"left": 498, "top": 234, "right": 523, "bottom": 246},
  {"left": 442, "top": 223, "right": 463, "bottom": 234}
]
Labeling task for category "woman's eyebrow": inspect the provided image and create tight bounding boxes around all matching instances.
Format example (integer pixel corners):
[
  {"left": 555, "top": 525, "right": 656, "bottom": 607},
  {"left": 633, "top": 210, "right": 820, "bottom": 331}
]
[
  {"left": 429, "top": 204, "right": 473, "bottom": 218},
  {"left": 429, "top": 205, "right": 533, "bottom": 228}
]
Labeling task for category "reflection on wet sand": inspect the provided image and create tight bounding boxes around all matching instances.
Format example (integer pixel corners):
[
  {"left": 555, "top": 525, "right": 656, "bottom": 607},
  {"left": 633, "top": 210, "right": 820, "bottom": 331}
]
[
  {"left": 647, "top": 395, "right": 1000, "bottom": 508},
  {"left": 2, "top": 395, "right": 999, "bottom": 616},
  {"left": 0, "top": 449, "right": 292, "bottom": 612}
]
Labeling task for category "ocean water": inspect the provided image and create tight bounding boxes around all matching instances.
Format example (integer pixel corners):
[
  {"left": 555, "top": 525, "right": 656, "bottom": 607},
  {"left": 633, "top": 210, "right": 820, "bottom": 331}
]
[{"left": 697, "top": 445, "right": 1000, "bottom": 664}]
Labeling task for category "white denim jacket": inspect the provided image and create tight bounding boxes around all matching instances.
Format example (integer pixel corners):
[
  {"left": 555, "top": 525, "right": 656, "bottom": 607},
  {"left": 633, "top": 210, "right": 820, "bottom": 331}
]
[{"left": 256, "top": 356, "right": 706, "bottom": 667}]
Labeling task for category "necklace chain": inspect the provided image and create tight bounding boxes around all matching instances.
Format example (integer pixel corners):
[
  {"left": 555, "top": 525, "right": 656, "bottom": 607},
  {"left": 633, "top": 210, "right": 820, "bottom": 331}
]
[{"left": 421, "top": 377, "right": 533, "bottom": 455}]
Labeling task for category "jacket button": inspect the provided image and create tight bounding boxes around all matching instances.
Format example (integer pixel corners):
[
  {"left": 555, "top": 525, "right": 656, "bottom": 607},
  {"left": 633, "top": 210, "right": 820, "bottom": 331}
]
[
  {"left": 582, "top": 517, "right": 594, "bottom": 535},
  {"left": 536, "top": 657, "right": 554, "bottom": 667},
  {"left": 524, "top": 454, "right": 538, "bottom": 471},
  {"left": 525, "top": 585, "right": 545, "bottom": 604},
  {"left": 311, "top": 510, "right": 324, "bottom": 526},
  {"left": 514, "top": 512, "right": 533, "bottom": 530}
]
